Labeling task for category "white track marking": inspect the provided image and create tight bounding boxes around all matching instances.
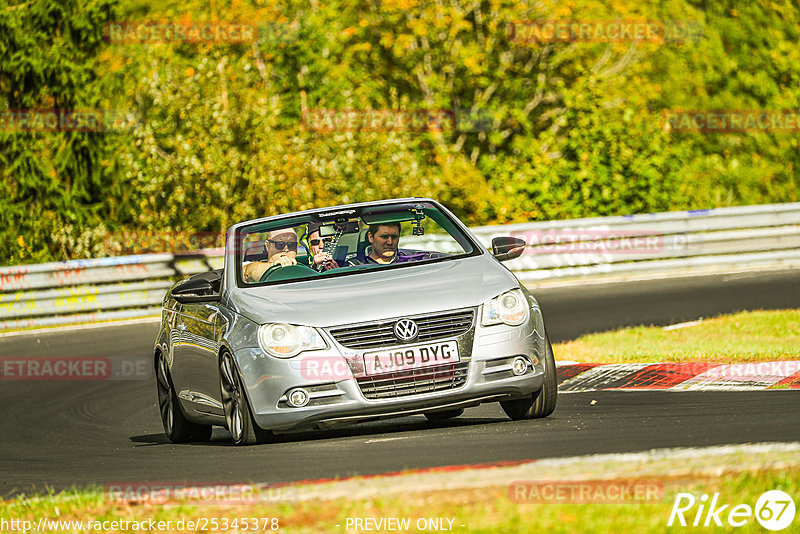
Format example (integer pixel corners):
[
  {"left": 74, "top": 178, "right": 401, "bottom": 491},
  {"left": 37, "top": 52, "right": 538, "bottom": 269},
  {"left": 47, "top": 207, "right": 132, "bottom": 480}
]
[
  {"left": 662, "top": 319, "right": 703, "bottom": 331},
  {"left": 365, "top": 437, "right": 411, "bottom": 444}
]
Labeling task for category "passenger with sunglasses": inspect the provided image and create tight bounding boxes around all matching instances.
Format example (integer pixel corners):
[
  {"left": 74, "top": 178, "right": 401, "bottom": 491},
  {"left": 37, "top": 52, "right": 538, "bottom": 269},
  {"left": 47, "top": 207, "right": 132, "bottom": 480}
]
[
  {"left": 305, "top": 222, "right": 339, "bottom": 272},
  {"left": 242, "top": 228, "right": 299, "bottom": 282}
]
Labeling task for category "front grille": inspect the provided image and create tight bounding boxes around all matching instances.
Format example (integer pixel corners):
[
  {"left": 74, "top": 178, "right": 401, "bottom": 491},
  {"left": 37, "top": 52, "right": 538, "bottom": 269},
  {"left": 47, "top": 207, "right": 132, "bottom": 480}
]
[
  {"left": 357, "top": 361, "right": 469, "bottom": 400},
  {"left": 329, "top": 309, "right": 475, "bottom": 350}
]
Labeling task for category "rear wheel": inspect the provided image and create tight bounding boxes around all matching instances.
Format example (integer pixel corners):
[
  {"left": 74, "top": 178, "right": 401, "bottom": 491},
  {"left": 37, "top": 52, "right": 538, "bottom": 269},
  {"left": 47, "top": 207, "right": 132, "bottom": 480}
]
[
  {"left": 219, "top": 351, "right": 273, "bottom": 445},
  {"left": 500, "top": 334, "right": 558, "bottom": 420},
  {"left": 424, "top": 409, "right": 464, "bottom": 421},
  {"left": 156, "top": 351, "right": 212, "bottom": 443}
]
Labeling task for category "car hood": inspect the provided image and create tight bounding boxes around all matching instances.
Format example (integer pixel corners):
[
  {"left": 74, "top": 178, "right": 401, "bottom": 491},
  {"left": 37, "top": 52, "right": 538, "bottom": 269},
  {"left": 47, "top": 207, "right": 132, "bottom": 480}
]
[{"left": 225, "top": 255, "right": 520, "bottom": 328}]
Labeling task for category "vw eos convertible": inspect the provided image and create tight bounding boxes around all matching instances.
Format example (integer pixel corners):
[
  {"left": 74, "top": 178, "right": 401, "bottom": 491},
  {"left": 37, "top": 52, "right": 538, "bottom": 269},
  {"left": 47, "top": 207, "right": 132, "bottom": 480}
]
[{"left": 154, "top": 198, "right": 557, "bottom": 445}]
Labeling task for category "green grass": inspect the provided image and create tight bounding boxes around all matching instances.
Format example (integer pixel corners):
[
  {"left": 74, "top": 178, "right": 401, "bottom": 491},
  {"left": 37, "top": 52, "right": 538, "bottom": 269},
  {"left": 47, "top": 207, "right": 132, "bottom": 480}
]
[
  {"left": 2, "top": 471, "right": 798, "bottom": 533},
  {"left": 553, "top": 309, "right": 800, "bottom": 364}
]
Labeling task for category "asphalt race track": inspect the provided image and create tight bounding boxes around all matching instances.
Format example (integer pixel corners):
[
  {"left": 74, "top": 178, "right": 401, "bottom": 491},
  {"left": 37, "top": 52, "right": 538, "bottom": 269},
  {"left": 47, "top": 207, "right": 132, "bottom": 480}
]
[{"left": 2, "top": 269, "right": 799, "bottom": 497}]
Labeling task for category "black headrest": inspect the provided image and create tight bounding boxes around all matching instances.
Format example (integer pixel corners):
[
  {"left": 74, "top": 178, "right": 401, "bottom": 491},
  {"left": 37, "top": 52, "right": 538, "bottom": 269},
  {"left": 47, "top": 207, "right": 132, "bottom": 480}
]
[{"left": 243, "top": 241, "right": 267, "bottom": 262}]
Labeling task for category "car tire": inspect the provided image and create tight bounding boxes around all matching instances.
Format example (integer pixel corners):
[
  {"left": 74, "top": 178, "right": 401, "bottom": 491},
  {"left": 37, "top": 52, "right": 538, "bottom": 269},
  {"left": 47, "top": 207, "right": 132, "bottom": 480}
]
[
  {"left": 424, "top": 409, "right": 464, "bottom": 421},
  {"left": 156, "top": 351, "right": 212, "bottom": 443},
  {"left": 500, "top": 333, "right": 558, "bottom": 420},
  {"left": 219, "top": 351, "right": 273, "bottom": 445}
]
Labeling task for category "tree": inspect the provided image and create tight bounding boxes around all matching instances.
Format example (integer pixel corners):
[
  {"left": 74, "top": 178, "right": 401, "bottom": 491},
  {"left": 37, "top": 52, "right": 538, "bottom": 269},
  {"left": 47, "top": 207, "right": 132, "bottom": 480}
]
[{"left": 0, "top": 0, "right": 117, "bottom": 264}]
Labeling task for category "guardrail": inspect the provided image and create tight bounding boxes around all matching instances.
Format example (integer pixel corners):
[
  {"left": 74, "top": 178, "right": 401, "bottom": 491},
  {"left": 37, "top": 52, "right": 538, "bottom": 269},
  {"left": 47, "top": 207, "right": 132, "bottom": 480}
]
[
  {"left": 0, "top": 254, "right": 224, "bottom": 329},
  {"left": 474, "top": 202, "right": 800, "bottom": 283},
  {"left": 2, "top": 202, "right": 799, "bottom": 329}
]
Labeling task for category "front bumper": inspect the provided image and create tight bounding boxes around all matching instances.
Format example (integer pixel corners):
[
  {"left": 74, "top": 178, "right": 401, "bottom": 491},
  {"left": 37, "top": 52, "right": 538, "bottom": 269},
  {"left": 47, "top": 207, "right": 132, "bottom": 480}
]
[{"left": 234, "top": 312, "right": 547, "bottom": 431}]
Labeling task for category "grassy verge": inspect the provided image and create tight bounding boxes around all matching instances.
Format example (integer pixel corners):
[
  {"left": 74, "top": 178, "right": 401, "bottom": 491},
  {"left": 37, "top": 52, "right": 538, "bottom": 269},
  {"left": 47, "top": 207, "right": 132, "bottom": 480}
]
[
  {"left": 2, "top": 470, "right": 798, "bottom": 533},
  {"left": 553, "top": 309, "right": 800, "bottom": 364}
]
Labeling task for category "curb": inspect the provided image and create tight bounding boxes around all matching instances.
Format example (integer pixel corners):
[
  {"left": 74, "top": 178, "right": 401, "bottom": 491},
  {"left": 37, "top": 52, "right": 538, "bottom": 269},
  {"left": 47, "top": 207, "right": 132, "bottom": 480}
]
[
  {"left": 254, "top": 443, "right": 800, "bottom": 503},
  {"left": 556, "top": 361, "right": 800, "bottom": 391},
  {"left": 275, "top": 442, "right": 800, "bottom": 503},
  {"left": 98, "top": 442, "right": 800, "bottom": 505}
]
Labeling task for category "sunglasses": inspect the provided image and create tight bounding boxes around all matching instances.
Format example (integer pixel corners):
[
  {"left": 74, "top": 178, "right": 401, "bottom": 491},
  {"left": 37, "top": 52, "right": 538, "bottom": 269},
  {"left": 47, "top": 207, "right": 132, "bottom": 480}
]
[
  {"left": 267, "top": 239, "right": 298, "bottom": 251},
  {"left": 309, "top": 237, "right": 333, "bottom": 246}
]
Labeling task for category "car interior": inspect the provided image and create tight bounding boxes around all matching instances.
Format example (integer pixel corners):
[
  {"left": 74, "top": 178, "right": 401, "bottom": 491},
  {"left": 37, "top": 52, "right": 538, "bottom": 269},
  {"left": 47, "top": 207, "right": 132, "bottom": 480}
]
[{"left": 234, "top": 203, "right": 477, "bottom": 285}]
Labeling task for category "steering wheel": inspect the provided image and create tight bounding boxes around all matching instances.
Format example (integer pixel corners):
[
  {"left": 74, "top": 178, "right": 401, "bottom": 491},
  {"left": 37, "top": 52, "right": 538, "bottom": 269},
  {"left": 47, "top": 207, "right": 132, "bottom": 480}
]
[{"left": 258, "top": 263, "right": 320, "bottom": 283}]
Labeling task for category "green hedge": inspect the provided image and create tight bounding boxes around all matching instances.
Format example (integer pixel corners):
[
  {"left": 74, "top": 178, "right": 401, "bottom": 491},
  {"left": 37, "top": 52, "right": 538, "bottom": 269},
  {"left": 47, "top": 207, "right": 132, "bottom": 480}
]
[{"left": 2, "top": 0, "right": 798, "bottom": 265}]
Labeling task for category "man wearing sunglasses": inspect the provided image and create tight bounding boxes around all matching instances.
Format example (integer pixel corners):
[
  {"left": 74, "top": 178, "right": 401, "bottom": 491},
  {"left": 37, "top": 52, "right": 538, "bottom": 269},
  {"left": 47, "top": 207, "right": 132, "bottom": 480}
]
[
  {"left": 242, "top": 228, "right": 299, "bottom": 282},
  {"left": 305, "top": 222, "right": 339, "bottom": 272}
]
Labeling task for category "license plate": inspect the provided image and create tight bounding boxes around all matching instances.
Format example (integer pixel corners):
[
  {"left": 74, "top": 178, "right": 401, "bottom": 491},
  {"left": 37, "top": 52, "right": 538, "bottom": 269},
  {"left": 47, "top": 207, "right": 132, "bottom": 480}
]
[{"left": 363, "top": 340, "right": 459, "bottom": 376}]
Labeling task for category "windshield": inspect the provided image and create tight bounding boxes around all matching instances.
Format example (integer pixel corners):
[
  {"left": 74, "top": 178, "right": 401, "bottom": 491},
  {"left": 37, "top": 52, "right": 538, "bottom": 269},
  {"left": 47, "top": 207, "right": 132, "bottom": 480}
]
[{"left": 235, "top": 201, "right": 479, "bottom": 286}]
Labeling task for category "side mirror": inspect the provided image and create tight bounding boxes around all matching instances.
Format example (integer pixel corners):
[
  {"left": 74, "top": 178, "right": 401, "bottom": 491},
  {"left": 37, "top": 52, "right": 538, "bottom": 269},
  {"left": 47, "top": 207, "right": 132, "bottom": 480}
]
[
  {"left": 491, "top": 236, "right": 526, "bottom": 262},
  {"left": 171, "top": 278, "right": 220, "bottom": 304}
]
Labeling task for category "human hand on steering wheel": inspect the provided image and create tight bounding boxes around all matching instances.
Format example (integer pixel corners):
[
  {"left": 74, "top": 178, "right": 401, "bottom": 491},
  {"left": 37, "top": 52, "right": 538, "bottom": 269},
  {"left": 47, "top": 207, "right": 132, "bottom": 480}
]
[
  {"left": 249, "top": 256, "right": 297, "bottom": 282},
  {"left": 271, "top": 255, "right": 297, "bottom": 268},
  {"left": 259, "top": 259, "right": 317, "bottom": 282}
]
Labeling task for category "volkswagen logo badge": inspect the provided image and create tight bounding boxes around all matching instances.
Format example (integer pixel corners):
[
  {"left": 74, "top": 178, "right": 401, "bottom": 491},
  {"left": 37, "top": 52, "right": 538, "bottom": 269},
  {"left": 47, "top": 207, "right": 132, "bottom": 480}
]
[{"left": 394, "top": 318, "right": 419, "bottom": 342}]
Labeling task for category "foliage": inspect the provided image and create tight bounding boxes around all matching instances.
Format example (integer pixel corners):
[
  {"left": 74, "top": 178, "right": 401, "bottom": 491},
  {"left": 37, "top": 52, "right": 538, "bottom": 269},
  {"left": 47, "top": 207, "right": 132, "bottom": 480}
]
[
  {"left": 2, "top": 0, "right": 800, "bottom": 264},
  {"left": 0, "top": 0, "right": 117, "bottom": 264}
]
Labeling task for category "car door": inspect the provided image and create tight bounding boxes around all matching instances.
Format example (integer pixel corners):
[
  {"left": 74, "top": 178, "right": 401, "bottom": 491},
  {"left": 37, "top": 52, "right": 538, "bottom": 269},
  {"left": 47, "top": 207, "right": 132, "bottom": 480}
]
[{"left": 171, "top": 302, "right": 224, "bottom": 417}]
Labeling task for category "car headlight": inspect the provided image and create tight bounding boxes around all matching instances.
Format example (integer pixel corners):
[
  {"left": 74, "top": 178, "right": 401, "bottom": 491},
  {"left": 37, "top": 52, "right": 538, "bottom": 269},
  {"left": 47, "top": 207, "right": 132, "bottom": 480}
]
[
  {"left": 257, "top": 323, "right": 327, "bottom": 358},
  {"left": 481, "top": 289, "right": 530, "bottom": 327}
]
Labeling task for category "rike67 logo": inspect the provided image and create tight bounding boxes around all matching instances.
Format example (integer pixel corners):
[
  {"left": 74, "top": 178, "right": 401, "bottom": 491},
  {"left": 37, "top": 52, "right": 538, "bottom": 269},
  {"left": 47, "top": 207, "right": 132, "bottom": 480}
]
[{"left": 668, "top": 490, "right": 796, "bottom": 530}]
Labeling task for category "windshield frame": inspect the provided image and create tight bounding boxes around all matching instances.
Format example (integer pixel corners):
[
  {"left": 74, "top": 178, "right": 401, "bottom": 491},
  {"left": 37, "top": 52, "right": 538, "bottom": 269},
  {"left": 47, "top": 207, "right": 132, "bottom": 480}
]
[{"left": 232, "top": 199, "right": 484, "bottom": 289}]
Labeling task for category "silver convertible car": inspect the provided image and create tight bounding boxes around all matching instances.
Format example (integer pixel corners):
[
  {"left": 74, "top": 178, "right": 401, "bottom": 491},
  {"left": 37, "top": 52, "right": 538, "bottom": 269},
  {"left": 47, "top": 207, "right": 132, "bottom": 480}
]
[{"left": 154, "top": 198, "right": 556, "bottom": 445}]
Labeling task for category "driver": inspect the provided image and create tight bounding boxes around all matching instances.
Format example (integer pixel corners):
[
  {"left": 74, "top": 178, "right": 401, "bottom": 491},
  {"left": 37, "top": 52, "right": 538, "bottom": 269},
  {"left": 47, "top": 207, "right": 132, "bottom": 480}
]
[{"left": 242, "top": 228, "right": 298, "bottom": 282}]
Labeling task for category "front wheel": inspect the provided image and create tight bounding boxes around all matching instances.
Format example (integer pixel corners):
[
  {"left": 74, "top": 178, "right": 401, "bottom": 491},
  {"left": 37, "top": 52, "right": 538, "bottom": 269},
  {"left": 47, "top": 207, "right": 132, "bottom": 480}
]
[
  {"left": 500, "top": 333, "right": 558, "bottom": 420},
  {"left": 156, "top": 351, "right": 212, "bottom": 443},
  {"left": 219, "top": 351, "right": 273, "bottom": 445}
]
